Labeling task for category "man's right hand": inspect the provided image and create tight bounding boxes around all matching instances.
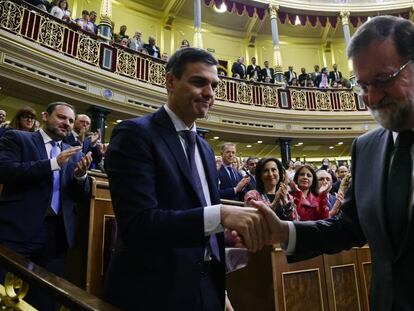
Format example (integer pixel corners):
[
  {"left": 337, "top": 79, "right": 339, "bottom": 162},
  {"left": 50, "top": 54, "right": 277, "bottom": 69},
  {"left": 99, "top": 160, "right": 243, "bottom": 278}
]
[
  {"left": 56, "top": 146, "right": 82, "bottom": 167},
  {"left": 235, "top": 176, "right": 250, "bottom": 193},
  {"left": 220, "top": 204, "right": 269, "bottom": 252}
]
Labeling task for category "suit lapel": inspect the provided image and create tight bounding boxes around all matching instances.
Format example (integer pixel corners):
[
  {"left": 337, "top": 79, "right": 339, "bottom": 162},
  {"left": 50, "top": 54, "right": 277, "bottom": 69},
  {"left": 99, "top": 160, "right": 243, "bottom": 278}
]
[
  {"left": 33, "top": 131, "right": 48, "bottom": 160},
  {"left": 153, "top": 107, "right": 201, "bottom": 204}
]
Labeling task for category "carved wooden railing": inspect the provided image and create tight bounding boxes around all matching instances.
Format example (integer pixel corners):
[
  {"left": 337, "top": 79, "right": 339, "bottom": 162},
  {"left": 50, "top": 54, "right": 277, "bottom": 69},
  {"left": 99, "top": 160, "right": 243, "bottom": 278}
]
[
  {"left": 0, "top": 0, "right": 367, "bottom": 112},
  {"left": 0, "top": 244, "right": 119, "bottom": 310}
]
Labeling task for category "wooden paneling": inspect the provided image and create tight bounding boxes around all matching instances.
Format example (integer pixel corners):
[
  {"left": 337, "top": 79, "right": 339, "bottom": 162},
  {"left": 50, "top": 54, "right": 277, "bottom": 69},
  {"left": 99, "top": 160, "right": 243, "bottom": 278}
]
[{"left": 356, "top": 247, "right": 372, "bottom": 311}]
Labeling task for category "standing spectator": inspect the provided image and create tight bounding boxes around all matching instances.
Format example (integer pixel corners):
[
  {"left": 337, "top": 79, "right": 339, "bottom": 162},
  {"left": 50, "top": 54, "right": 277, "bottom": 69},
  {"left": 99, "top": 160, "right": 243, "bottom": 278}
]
[
  {"left": 0, "top": 106, "right": 37, "bottom": 137},
  {"left": 316, "top": 170, "right": 344, "bottom": 217},
  {"left": 144, "top": 36, "right": 160, "bottom": 58},
  {"left": 231, "top": 56, "right": 247, "bottom": 79},
  {"left": 180, "top": 39, "right": 190, "bottom": 48},
  {"left": 331, "top": 165, "right": 349, "bottom": 194},
  {"left": 128, "top": 30, "right": 144, "bottom": 52},
  {"left": 0, "top": 102, "right": 91, "bottom": 311},
  {"left": 329, "top": 64, "right": 343, "bottom": 86},
  {"left": 218, "top": 143, "right": 250, "bottom": 201},
  {"left": 89, "top": 11, "right": 98, "bottom": 34},
  {"left": 75, "top": 10, "right": 94, "bottom": 33},
  {"left": 245, "top": 156, "right": 258, "bottom": 190},
  {"left": 261, "top": 61, "right": 274, "bottom": 83},
  {"left": 311, "top": 64, "right": 321, "bottom": 83},
  {"left": 315, "top": 67, "right": 329, "bottom": 88},
  {"left": 284, "top": 66, "right": 297, "bottom": 85},
  {"left": 298, "top": 68, "right": 309, "bottom": 86},
  {"left": 246, "top": 57, "right": 261, "bottom": 81},
  {"left": 114, "top": 25, "right": 129, "bottom": 43},
  {"left": 50, "top": 0, "right": 69, "bottom": 20},
  {"left": 0, "top": 110, "right": 6, "bottom": 126}
]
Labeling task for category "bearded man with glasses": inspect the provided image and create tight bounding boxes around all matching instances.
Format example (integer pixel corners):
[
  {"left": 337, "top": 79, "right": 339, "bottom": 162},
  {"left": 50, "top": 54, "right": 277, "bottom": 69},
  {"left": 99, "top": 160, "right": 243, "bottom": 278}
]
[{"left": 252, "top": 16, "right": 414, "bottom": 311}]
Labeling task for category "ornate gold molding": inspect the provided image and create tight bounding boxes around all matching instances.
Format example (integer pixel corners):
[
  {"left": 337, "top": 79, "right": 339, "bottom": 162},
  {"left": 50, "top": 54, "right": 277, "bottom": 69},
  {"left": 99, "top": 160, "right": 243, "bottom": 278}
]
[
  {"left": 340, "top": 11, "right": 350, "bottom": 26},
  {"left": 268, "top": 4, "right": 279, "bottom": 20}
]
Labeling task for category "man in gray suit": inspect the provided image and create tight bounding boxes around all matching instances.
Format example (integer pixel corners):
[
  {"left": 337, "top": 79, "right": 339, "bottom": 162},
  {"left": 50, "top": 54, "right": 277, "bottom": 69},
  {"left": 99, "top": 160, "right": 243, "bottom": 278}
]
[{"left": 256, "top": 16, "right": 414, "bottom": 311}]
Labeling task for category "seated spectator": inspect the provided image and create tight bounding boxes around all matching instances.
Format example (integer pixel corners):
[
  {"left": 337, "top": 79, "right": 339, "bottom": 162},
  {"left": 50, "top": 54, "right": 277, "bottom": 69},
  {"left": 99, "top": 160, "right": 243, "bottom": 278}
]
[
  {"left": 0, "top": 110, "right": 6, "bottom": 126},
  {"left": 114, "top": 25, "right": 129, "bottom": 43},
  {"left": 316, "top": 170, "right": 344, "bottom": 217},
  {"left": 120, "top": 37, "right": 129, "bottom": 47},
  {"left": 315, "top": 67, "right": 329, "bottom": 88},
  {"left": 290, "top": 78, "right": 299, "bottom": 86},
  {"left": 290, "top": 164, "right": 329, "bottom": 221},
  {"left": 0, "top": 106, "right": 36, "bottom": 137},
  {"left": 218, "top": 68, "right": 227, "bottom": 76},
  {"left": 144, "top": 36, "right": 160, "bottom": 58},
  {"left": 128, "top": 30, "right": 144, "bottom": 52},
  {"left": 50, "top": 0, "right": 70, "bottom": 20},
  {"left": 89, "top": 11, "right": 98, "bottom": 34},
  {"left": 75, "top": 10, "right": 94, "bottom": 33},
  {"left": 180, "top": 39, "right": 190, "bottom": 48},
  {"left": 25, "top": 0, "right": 50, "bottom": 11},
  {"left": 161, "top": 52, "right": 169, "bottom": 62},
  {"left": 232, "top": 73, "right": 240, "bottom": 79},
  {"left": 245, "top": 157, "right": 297, "bottom": 220}
]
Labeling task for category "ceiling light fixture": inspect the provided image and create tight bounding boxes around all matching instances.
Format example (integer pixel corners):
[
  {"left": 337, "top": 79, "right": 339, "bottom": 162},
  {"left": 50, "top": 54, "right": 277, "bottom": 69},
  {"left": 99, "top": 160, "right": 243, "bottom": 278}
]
[
  {"left": 337, "top": 142, "right": 343, "bottom": 145},
  {"left": 246, "top": 145, "right": 252, "bottom": 148},
  {"left": 213, "top": 136, "right": 220, "bottom": 140},
  {"left": 329, "top": 146, "right": 334, "bottom": 149},
  {"left": 297, "top": 142, "right": 303, "bottom": 146},
  {"left": 295, "top": 15, "right": 301, "bottom": 25},
  {"left": 214, "top": 3, "right": 227, "bottom": 13},
  {"left": 257, "top": 140, "right": 263, "bottom": 144}
]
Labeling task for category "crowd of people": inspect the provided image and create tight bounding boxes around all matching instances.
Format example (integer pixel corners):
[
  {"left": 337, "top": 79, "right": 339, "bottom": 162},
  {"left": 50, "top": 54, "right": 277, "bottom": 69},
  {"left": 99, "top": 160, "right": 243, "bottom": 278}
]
[
  {"left": 231, "top": 56, "right": 351, "bottom": 88},
  {"left": 216, "top": 143, "right": 351, "bottom": 222}
]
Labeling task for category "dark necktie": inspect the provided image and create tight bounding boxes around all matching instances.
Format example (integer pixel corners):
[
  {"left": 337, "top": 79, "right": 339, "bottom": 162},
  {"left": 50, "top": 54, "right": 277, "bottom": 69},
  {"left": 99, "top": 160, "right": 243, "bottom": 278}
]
[
  {"left": 180, "top": 130, "right": 220, "bottom": 261},
  {"left": 227, "top": 166, "right": 237, "bottom": 186},
  {"left": 385, "top": 131, "right": 414, "bottom": 249},
  {"left": 50, "top": 141, "right": 61, "bottom": 214}
]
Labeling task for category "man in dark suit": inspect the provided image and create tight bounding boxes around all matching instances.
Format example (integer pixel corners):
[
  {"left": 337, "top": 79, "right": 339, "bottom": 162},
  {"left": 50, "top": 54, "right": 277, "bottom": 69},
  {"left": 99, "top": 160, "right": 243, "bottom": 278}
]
[
  {"left": 261, "top": 61, "right": 274, "bottom": 84},
  {"left": 284, "top": 66, "right": 297, "bottom": 85},
  {"left": 218, "top": 143, "right": 250, "bottom": 202},
  {"left": 231, "top": 56, "right": 246, "bottom": 79},
  {"left": 256, "top": 16, "right": 414, "bottom": 311},
  {"left": 0, "top": 102, "right": 92, "bottom": 310},
  {"left": 65, "top": 114, "right": 103, "bottom": 169},
  {"left": 144, "top": 35, "right": 161, "bottom": 58},
  {"left": 103, "top": 48, "right": 269, "bottom": 311},
  {"left": 246, "top": 57, "right": 261, "bottom": 81},
  {"left": 245, "top": 157, "right": 258, "bottom": 191},
  {"left": 329, "top": 64, "right": 343, "bottom": 86},
  {"left": 331, "top": 165, "right": 349, "bottom": 194}
]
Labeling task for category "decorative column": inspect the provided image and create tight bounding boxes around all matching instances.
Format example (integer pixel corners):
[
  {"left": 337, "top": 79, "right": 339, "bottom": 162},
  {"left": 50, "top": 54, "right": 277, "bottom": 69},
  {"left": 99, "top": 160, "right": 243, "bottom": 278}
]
[
  {"left": 340, "top": 11, "right": 351, "bottom": 47},
  {"left": 194, "top": 0, "right": 203, "bottom": 48},
  {"left": 88, "top": 106, "right": 111, "bottom": 143},
  {"left": 278, "top": 138, "right": 292, "bottom": 168},
  {"left": 269, "top": 4, "right": 284, "bottom": 83},
  {"left": 410, "top": 6, "right": 414, "bottom": 22},
  {"left": 98, "top": 0, "right": 113, "bottom": 42}
]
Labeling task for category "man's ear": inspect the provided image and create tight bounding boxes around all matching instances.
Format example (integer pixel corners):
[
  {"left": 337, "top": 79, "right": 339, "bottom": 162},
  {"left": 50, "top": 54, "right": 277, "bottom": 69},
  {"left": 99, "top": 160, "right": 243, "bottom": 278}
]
[
  {"left": 165, "top": 72, "right": 175, "bottom": 92},
  {"left": 41, "top": 112, "right": 48, "bottom": 123}
]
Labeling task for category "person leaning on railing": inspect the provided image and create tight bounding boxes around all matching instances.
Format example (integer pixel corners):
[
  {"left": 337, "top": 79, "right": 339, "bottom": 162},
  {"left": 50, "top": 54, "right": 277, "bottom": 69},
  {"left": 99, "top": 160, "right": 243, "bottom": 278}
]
[{"left": 50, "top": 0, "right": 70, "bottom": 20}]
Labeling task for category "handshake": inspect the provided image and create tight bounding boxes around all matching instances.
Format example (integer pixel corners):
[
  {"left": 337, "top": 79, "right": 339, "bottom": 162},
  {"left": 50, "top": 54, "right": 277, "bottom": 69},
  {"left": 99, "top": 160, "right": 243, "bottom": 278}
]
[{"left": 220, "top": 200, "right": 290, "bottom": 252}]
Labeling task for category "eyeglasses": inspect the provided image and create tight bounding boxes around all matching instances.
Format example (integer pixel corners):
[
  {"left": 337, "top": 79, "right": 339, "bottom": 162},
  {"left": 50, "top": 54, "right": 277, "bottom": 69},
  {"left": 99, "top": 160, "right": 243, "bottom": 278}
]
[
  {"left": 353, "top": 59, "right": 412, "bottom": 96},
  {"left": 318, "top": 177, "right": 332, "bottom": 181},
  {"left": 20, "top": 115, "right": 35, "bottom": 121}
]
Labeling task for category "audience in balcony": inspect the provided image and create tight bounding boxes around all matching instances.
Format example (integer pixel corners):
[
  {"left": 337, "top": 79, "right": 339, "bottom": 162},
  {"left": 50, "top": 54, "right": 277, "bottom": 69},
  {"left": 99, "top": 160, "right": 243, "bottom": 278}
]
[
  {"left": 298, "top": 68, "right": 309, "bottom": 87},
  {"left": 329, "top": 64, "right": 343, "bottom": 86},
  {"left": 50, "top": 0, "right": 69, "bottom": 20},
  {"left": 0, "top": 106, "right": 37, "bottom": 137},
  {"left": 261, "top": 61, "right": 274, "bottom": 84},
  {"left": 284, "top": 66, "right": 297, "bottom": 85},
  {"left": 315, "top": 67, "right": 329, "bottom": 88},
  {"left": 311, "top": 64, "right": 321, "bottom": 83},
  {"left": 161, "top": 52, "right": 169, "bottom": 62},
  {"left": 75, "top": 10, "right": 94, "bottom": 33},
  {"left": 144, "top": 36, "right": 160, "bottom": 58},
  {"left": 89, "top": 10, "right": 98, "bottom": 34},
  {"left": 114, "top": 25, "right": 129, "bottom": 43},
  {"left": 128, "top": 30, "right": 144, "bottom": 52},
  {"left": 231, "top": 56, "right": 247, "bottom": 79},
  {"left": 246, "top": 57, "right": 261, "bottom": 82},
  {"left": 180, "top": 39, "right": 190, "bottom": 48}
]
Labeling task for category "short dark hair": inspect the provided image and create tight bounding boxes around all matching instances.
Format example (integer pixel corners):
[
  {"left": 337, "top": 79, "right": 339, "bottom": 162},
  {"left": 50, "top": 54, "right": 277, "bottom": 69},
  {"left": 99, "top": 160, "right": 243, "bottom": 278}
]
[
  {"left": 348, "top": 15, "right": 414, "bottom": 60},
  {"left": 166, "top": 48, "right": 218, "bottom": 79},
  {"left": 45, "top": 102, "right": 75, "bottom": 115},
  {"left": 293, "top": 164, "right": 319, "bottom": 196},
  {"left": 255, "top": 157, "right": 285, "bottom": 195},
  {"left": 81, "top": 10, "right": 89, "bottom": 15},
  {"left": 246, "top": 156, "right": 258, "bottom": 165}
]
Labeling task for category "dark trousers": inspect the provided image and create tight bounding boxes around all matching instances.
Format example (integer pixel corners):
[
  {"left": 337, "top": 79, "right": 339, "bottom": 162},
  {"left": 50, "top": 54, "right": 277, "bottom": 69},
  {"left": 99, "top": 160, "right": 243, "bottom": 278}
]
[
  {"left": 0, "top": 215, "right": 68, "bottom": 311},
  {"left": 196, "top": 257, "right": 223, "bottom": 311}
]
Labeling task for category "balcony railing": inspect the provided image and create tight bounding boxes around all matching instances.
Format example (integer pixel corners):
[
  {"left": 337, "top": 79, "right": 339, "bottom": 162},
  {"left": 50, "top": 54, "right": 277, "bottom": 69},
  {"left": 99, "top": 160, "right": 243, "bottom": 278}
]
[{"left": 0, "top": 0, "right": 367, "bottom": 112}]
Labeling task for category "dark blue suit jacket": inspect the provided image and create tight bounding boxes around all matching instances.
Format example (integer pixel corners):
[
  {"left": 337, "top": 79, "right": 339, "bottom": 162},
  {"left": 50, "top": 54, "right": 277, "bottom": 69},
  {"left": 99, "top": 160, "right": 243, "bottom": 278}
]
[
  {"left": 103, "top": 107, "right": 225, "bottom": 311},
  {"left": 65, "top": 132, "right": 103, "bottom": 166},
  {"left": 218, "top": 165, "right": 245, "bottom": 201},
  {"left": 0, "top": 130, "right": 90, "bottom": 248}
]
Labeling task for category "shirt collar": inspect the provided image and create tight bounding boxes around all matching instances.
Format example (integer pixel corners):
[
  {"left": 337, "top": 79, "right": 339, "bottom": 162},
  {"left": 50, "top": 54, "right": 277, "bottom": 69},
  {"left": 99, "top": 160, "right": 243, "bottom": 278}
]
[
  {"left": 392, "top": 130, "right": 414, "bottom": 143},
  {"left": 164, "top": 104, "right": 197, "bottom": 133},
  {"left": 39, "top": 128, "right": 62, "bottom": 145}
]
